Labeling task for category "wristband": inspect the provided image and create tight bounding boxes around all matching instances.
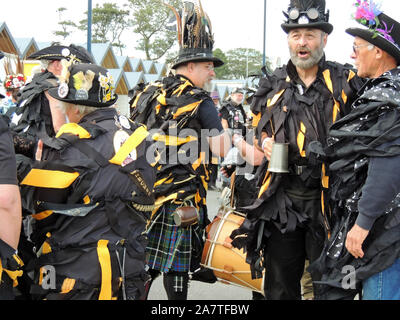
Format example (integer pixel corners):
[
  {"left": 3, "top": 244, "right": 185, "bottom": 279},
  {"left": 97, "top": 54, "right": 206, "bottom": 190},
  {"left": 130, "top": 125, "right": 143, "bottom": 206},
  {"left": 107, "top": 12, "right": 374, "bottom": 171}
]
[{"left": 261, "top": 137, "right": 270, "bottom": 150}]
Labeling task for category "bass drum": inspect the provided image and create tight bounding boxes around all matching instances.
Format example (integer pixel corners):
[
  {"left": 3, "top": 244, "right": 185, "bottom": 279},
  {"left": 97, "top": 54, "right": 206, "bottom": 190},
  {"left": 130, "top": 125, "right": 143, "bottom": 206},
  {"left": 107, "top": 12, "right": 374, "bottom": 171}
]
[{"left": 201, "top": 208, "right": 265, "bottom": 295}]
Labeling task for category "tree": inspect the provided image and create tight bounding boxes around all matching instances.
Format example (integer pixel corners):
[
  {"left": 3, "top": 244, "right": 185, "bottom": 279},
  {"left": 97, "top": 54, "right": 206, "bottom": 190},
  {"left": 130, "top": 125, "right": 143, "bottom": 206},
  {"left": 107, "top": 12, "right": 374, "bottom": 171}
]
[
  {"left": 225, "top": 48, "right": 270, "bottom": 79},
  {"left": 53, "top": 7, "right": 77, "bottom": 41},
  {"left": 127, "top": 0, "right": 181, "bottom": 61},
  {"left": 77, "top": 2, "right": 131, "bottom": 55},
  {"left": 213, "top": 48, "right": 230, "bottom": 80}
]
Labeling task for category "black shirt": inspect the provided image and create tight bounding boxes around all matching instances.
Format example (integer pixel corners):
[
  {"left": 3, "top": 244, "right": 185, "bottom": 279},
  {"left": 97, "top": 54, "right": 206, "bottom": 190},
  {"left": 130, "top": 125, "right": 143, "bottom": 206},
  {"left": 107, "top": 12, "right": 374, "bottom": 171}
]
[{"left": 198, "top": 98, "right": 223, "bottom": 135}]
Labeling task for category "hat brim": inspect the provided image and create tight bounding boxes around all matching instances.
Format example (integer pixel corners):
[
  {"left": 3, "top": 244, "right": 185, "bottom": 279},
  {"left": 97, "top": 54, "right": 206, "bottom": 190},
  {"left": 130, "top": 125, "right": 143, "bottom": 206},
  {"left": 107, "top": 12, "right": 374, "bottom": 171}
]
[
  {"left": 346, "top": 28, "right": 400, "bottom": 64},
  {"left": 48, "top": 87, "right": 118, "bottom": 108},
  {"left": 0, "top": 93, "right": 4, "bottom": 99},
  {"left": 281, "top": 22, "right": 333, "bottom": 35},
  {"left": 172, "top": 56, "right": 224, "bottom": 69}
]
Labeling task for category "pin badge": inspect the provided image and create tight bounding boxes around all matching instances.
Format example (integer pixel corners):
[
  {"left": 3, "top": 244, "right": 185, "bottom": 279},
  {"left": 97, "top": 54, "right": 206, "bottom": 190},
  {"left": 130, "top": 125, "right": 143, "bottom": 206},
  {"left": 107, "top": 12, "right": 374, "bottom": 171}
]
[{"left": 58, "top": 82, "right": 69, "bottom": 98}]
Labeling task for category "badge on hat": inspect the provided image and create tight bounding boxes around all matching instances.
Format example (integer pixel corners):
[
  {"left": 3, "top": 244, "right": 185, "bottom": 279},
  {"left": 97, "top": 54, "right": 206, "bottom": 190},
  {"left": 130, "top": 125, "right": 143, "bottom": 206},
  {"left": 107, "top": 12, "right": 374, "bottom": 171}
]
[
  {"left": 99, "top": 72, "right": 116, "bottom": 103},
  {"left": 58, "top": 82, "right": 69, "bottom": 98},
  {"left": 73, "top": 70, "right": 95, "bottom": 101}
]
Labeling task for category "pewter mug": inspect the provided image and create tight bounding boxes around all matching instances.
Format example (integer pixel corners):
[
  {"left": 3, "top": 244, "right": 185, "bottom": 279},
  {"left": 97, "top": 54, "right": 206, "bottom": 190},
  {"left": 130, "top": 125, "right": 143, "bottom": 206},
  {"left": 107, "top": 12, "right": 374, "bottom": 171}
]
[{"left": 268, "top": 142, "right": 289, "bottom": 173}]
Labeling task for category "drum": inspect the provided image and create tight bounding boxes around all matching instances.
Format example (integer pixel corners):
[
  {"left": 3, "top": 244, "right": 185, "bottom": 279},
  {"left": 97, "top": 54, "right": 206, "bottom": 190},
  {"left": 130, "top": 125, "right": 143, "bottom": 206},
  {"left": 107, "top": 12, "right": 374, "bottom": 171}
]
[{"left": 201, "top": 208, "right": 265, "bottom": 295}]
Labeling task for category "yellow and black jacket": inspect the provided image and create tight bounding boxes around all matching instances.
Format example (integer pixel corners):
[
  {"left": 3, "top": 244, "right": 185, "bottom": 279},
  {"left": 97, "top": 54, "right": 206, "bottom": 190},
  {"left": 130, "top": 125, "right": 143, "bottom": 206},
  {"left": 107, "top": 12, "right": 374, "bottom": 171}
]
[
  {"left": 19, "top": 108, "right": 156, "bottom": 300},
  {"left": 230, "top": 57, "right": 364, "bottom": 278},
  {"left": 130, "top": 74, "right": 213, "bottom": 216}
]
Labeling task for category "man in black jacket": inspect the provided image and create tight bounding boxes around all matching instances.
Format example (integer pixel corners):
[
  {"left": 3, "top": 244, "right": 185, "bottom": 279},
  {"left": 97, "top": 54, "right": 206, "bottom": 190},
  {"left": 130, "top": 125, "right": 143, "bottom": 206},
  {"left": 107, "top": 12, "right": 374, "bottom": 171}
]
[
  {"left": 230, "top": 0, "right": 364, "bottom": 300},
  {"left": 20, "top": 62, "right": 156, "bottom": 300},
  {"left": 220, "top": 87, "right": 247, "bottom": 136},
  {"left": 12, "top": 43, "right": 94, "bottom": 159},
  {"left": 309, "top": 1, "right": 400, "bottom": 300}
]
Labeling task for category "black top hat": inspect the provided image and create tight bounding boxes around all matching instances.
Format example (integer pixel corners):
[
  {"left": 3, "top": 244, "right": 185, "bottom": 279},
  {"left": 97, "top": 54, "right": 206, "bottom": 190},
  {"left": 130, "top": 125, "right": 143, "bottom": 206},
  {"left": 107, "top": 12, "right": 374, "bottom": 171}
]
[
  {"left": 346, "top": 1, "right": 400, "bottom": 65},
  {"left": 28, "top": 43, "right": 95, "bottom": 64},
  {"left": 231, "top": 87, "right": 244, "bottom": 94},
  {"left": 167, "top": 1, "right": 224, "bottom": 69},
  {"left": 281, "top": 0, "right": 333, "bottom": 34},
  {"left": 48, "top": 63, "right": 118, "bottom": 108}
]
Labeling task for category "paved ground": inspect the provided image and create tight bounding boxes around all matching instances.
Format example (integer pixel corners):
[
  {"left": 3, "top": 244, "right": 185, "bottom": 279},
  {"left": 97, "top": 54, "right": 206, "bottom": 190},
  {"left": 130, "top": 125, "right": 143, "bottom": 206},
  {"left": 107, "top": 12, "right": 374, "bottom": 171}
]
[{"left": 147, "top": 188, "right": 256, "bottom": 300}]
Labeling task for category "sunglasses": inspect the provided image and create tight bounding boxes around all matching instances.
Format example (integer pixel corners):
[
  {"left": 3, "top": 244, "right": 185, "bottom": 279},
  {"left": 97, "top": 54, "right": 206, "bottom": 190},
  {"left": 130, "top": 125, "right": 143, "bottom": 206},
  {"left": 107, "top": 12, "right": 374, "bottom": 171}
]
[{"left": 288, "top": 8, "right": 320, "bottom": 21}]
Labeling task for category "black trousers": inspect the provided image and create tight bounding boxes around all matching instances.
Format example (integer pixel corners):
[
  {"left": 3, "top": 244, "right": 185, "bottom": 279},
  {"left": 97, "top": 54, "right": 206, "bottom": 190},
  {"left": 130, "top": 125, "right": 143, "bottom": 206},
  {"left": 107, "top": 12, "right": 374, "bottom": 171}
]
[{"left": 264, "top": 198, "right": 325, "bottom": 300}]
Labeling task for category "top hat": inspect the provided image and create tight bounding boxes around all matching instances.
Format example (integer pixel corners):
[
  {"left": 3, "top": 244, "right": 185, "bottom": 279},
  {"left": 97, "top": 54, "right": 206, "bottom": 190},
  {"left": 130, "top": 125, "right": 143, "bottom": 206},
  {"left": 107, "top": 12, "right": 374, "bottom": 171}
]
[
  {"left": 28, "top": 43, "right": 95, "bottom": 64},
  {"left": 48, "top": 62, "right": 118, "bottom": 108},
  {"left": 231, "top": 87, "right": 244, "bottom": 94},
  {"left": 167, "top": 1, "right": 224, "bottom": 69},
  {"left": 281, "top": 0, "right": 333, "bottom": 34},
  {"left": 346, "top": 0, "right": 400, "bottom": 65}
]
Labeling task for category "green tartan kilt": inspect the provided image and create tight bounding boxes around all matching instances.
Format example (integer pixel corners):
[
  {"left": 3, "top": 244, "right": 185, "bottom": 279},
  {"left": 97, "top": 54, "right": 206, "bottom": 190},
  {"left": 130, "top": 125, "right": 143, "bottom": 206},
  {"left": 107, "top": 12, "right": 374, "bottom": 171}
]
[{"left": 146, "top": 202, "right": 205, "bottom": 273}]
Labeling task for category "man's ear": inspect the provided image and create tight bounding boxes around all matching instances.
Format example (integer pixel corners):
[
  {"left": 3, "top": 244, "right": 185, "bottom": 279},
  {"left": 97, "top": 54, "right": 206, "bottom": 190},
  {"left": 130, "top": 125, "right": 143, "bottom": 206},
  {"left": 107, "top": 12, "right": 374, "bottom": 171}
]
[
  {"left": 375, "top": 46, "right": 383, "bottom": 60},
  {"left": 187, "top": 62, "right": 195, "bottom": 73}
]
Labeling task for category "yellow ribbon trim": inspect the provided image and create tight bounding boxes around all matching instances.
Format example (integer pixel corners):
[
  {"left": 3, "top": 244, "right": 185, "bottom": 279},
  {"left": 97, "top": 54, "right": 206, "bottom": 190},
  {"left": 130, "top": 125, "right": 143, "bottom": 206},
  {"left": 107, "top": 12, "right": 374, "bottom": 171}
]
[
  {"left": 322, "top": 69, "right": 341, "bottom": 124},
  {"left": 32, "top": 210, "right": 54, "bottom": 221},
  {"left": 267, "top": 89, "right": 285, "bottom": 108},
  {"left": 192, "top": 152, "right": 206, "bottom": 172},
  {"left": 109, "top": 126, "right": 149, "bottom": 165},
  {"left": 332, "top": 101, "right": 341, "bottom": 123},
  {"left": 97, "top": 240, "right": 112, "bottom": 300},
  {"left": 21, "top": 169, "right": 79, "bottom": 189},
  {"left": 251, "top": 112, "right": 261, "bottom": 128},
  {"left": 341, "top": 70, "right": 356, "bottom": 105},
  {"left": 0, "top": 256, "right": 24, "bottom": 287},
  {"left": 61, "top": 278, "right": 76, "bottom": 294},
  {"left": 321, "top": 163, "right": 329, "bottom": 189},
  {"left": 297, "top": 122, "right": 306, "bottom": 157},
  {"left": 258, "top": 172, "right": 271, "bottom": 198},
  {"left": 152, "top": 133, "right": 198, "bottom": 146},
  {"left": 56, "top": 123, "right": 91, "bottom": 139},
  {"left": 4, "top": 269, "right": 23, "bottom": 287},
  {"left": 173, "top": 80, "right": 192, "bottom": 97},
  {"left": 173, "top": 100, "right": 202, "bottom": 119}
]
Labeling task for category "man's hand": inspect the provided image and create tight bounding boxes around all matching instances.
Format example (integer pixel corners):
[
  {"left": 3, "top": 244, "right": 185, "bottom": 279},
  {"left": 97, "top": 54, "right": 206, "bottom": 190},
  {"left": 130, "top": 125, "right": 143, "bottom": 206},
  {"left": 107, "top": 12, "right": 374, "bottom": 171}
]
[
  {"left": 262, "top": 137, "right": 274, "bottom": 161},
  {"left": 35, "top": 139, "right": 43, "bottom": 161},
  {"left": 345, "top": 224, "right": 370, "bottom": 259}
]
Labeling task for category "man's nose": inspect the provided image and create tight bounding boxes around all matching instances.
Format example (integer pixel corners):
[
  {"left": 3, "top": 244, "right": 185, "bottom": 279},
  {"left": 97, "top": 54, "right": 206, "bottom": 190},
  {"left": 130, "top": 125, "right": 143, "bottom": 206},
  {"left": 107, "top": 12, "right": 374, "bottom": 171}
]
[{"left": 298, "top": 35, "right": 308, "bottom": 46}]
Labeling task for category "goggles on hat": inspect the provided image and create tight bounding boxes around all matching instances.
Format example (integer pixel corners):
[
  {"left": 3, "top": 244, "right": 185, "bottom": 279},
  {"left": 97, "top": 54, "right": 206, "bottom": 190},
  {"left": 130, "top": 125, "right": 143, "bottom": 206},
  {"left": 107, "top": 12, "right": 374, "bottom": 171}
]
[{"left": 288, "top": 8, "right": 320, "bottom": 21}]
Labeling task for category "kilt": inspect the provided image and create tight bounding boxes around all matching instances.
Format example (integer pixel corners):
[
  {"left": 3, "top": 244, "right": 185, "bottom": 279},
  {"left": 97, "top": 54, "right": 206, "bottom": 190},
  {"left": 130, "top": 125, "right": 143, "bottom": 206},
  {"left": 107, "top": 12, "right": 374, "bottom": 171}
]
[{"left": 146, "top": 202, "right": 205, "bottom": 273}]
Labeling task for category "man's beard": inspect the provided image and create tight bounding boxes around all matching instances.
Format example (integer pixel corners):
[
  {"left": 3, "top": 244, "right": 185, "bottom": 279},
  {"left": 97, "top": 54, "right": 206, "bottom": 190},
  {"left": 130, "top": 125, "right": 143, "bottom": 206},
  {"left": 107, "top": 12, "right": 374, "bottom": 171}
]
[
  {"left": 203, "top": 80, "right": 213, "bottom": 92},
  {"left": 289, "top": 44, "right": 324, "bottom": 69}
]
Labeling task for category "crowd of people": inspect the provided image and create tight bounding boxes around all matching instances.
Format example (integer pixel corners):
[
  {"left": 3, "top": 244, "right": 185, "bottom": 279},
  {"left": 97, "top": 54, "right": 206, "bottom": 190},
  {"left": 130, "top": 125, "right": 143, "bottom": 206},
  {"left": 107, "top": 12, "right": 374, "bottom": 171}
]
[{"left": 0, "top": 0, "right": 399, "bottom": 301}]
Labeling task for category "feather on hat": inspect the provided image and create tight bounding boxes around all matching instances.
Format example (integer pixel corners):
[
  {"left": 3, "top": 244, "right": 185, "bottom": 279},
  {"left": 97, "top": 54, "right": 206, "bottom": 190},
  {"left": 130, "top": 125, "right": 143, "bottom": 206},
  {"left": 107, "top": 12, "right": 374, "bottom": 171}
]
[{"left": 165, "top": 0, "right": 224, "bottom": 69}]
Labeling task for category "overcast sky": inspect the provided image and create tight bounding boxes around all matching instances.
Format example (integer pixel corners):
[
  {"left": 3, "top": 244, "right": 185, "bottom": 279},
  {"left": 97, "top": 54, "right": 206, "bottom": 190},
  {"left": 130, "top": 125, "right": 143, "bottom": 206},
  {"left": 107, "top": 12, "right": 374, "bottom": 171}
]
[{"left": 1, "top": 0, "right": 400, "bottom": 67}]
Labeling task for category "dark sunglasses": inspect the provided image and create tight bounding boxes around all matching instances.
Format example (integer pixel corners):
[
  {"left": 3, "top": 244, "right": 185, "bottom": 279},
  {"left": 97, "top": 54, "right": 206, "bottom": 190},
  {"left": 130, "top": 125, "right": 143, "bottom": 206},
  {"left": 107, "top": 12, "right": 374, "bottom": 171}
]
[{"left": 288, "top": 8, "right": 320, "bottom": 21}]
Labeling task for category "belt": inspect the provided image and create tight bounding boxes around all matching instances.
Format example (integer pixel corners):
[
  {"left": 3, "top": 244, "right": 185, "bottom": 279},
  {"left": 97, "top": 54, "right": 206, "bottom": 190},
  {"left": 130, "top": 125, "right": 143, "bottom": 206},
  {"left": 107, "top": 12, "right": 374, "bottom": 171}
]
[{"left": 292, "top": 164, "right": 307, "bottom": 175}]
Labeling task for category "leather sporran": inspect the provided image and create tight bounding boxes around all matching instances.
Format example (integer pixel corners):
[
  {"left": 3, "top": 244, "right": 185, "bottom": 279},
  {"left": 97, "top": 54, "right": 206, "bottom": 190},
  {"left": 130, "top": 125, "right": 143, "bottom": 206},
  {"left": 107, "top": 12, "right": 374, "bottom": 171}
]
[{"left": 173, "top": 206, "right": 199, "bottom": 227}]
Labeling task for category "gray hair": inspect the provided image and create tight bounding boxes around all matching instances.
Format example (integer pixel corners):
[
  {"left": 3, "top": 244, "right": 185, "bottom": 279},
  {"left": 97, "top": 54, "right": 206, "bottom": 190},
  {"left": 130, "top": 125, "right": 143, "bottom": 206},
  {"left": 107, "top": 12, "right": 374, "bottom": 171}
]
[{"left": 57, "top": 100, "right": 98, "bottom": 117}]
